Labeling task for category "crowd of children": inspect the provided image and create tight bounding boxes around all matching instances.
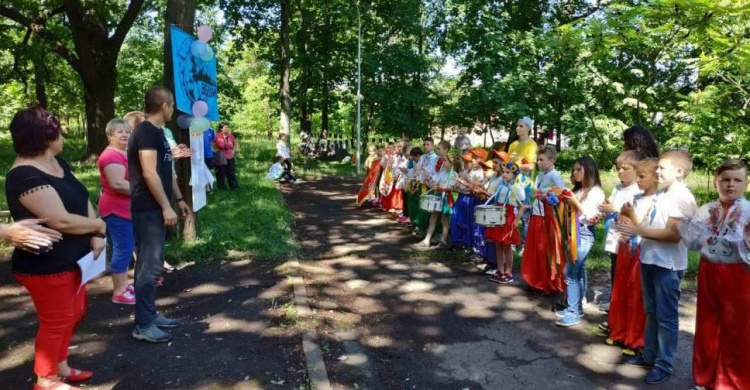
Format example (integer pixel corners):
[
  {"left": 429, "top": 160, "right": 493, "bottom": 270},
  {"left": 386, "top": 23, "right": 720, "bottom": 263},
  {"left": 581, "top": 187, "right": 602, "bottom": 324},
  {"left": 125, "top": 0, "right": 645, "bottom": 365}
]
[{"left": 357, "top": 120, "right": 749, "bottom": 389}]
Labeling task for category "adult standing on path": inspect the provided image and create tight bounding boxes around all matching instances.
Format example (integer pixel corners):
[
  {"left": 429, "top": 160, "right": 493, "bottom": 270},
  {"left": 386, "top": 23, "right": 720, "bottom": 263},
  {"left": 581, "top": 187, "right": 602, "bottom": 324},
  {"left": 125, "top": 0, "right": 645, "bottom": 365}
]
[
  {"left": 97, "top": 119, "right": 136, "bottom": 305},
  {"left": 507, "top": 117, "right": 537, "bottom": 243},
  {"left": 129, "top": 87, "right": 190, "bottom": 343},
  {"left": 6, "top": 106, "right": 106, "bottom": 389}
]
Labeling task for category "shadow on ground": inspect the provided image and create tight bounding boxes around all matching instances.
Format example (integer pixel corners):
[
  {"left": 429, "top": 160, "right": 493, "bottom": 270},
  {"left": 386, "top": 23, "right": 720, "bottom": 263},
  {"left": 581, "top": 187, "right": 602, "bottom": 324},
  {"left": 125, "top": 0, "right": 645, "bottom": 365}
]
[
  {"left": 0, "top": 259, "right": 308, "bottom": 389},
  {"left": 282, "top": 177, "right": 698, "bottom": 390}
]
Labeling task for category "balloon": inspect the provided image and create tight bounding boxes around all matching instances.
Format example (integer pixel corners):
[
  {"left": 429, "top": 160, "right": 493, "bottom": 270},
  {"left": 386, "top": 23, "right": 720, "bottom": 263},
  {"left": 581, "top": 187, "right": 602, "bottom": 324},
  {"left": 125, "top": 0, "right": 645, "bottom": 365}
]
[
  {"left": 192, "top": 100, "right": 208, "bottom": 118},
  {"left": 189, "top": 117, "right": 210, "bottom": 132},
  {"left": 190, "top": 40, "right": 207, "bottom": 58},
  {"left": 199, "top": 45, "right": 214, "bottom": 61},
  {"left": 177, "top": 114, "right": 193, "bottom": 129},
  {"left": 197, "top": 25, "right": 213, "bottom": 43}
]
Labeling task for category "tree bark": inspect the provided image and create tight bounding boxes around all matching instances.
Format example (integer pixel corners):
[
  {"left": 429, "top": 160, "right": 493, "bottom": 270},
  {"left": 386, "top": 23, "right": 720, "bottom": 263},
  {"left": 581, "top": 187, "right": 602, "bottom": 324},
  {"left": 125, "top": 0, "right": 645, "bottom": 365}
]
[
  {"left": 33, "top": 56, "right": 47, "bottom": 108},
  {"left": 164, "top": 0, "right": 197, "bottom": 242},
  {"left": 279, "top": 0, "right": 292, "bottom": 138}
]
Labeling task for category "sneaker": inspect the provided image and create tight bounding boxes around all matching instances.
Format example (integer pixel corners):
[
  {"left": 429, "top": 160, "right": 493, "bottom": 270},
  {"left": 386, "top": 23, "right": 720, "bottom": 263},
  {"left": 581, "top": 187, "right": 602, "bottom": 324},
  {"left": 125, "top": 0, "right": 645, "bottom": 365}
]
[
  {"left": 644, "top": 367, "right": 671, "bottom": 385},
  {"left": 488, "top": 273, "right": 504, "bottom": 284},
  {"left": 501, "top": 274, "right": 514, "bottom": 284},
  {"left": 112, "top": 290, "right": 136, "bottom": 305},
  {"left": 622, "top": 348, "right": 638, "bottom": 357},
  {"left": 153, "top": 314, "right": 180, "bottom": 328},
  {"left": 132, "top": 324, "right": 172, "bottom": 343},
  {"left": 624, "top": 356, "right": 653, "bottom": 369},
  {"left": 126, "top": 284, "right": 135, "bottom": 293},
  {"left": 484, "top": 268, "right": 498, "bottom": 276},
  {"left": 598, "top": 302, "right": 610, "bottom": 312},
  {"left": 555, "top": 314, "right": 581, "bottom": 327},
  {"left": 555, "top": 308, "right": 571, "bottom": 318},
  {"left": 156, "top": 276, "right": 165, "bottom": 287},
  {"left": 163, "top": 261, "right": 176, "bottom": 273}
]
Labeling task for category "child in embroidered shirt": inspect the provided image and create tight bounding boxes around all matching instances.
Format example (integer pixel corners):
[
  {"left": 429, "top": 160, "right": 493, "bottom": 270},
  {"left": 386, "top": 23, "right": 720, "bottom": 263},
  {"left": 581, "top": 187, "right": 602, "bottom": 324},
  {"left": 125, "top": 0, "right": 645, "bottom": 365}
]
[
  {"left": 415, "top": 140, "right": 454, "bottom": 249},
  {"left": 486, "top": 161, "right": 525, "bottom": 284},
  {"left": 521, "top": 144, "right": 566, "bottom": 293},
  {"left": 617, "top": 150, "right": 697, "bottom": 385},
  {"left": 679, "top": 159, "right": 750, "bottom": 390},
  {"left": 606, "top": 158, "right": 658, "bottom": 355},
  {"left": 598, "top": 150, "right": 644, "bottom": 314}
]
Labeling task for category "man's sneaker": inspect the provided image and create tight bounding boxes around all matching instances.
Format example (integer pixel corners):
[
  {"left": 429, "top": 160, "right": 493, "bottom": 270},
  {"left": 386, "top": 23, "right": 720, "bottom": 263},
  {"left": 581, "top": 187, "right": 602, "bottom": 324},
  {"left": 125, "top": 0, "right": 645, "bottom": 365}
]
[
  {"left": 555, "top": 314, "right": 581, "bottom": 327},
  {"left": 484, "top": 268, "right": 498, "bottom": 276},
  {"left": 644, "top": 367, "right": 671, "bottom": 385},
  {"left": 153, "top": 314, "right": 180, "bottom": 328},
  {"left": 624, "top": 356, "right": 653, "bottom": 369},
  {"left": 112, "top": 290, "right": 135, "bottom": 305},
  {"left": 132, "top": 324, "right": 172, "bottom": 343}
]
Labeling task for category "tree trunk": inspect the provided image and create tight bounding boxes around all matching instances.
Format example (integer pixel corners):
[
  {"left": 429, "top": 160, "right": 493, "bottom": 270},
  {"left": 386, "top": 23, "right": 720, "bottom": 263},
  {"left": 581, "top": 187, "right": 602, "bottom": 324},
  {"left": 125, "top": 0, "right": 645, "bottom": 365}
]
[
  {"left": 33, "top": 57, "right": 47, "bottom": 108},
  {"left": 556, "top": 101, "right": 563, "bottom": 150},
  {"left": 279, "top": 0, "right": 292, "bottom": 138},
  {"left": 164, "top": 0, "right": 197, "bottom": 242}
]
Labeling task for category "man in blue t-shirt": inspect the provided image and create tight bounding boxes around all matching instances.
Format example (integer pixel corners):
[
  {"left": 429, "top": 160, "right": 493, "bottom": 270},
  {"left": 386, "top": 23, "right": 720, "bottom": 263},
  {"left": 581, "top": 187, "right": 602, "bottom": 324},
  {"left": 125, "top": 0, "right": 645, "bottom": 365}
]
[
  {"left": 128, "top": 86, "right": 190, "bottom": 343},
  {"left": 203, "top": 127, "right": 215, "bottom": 169}
]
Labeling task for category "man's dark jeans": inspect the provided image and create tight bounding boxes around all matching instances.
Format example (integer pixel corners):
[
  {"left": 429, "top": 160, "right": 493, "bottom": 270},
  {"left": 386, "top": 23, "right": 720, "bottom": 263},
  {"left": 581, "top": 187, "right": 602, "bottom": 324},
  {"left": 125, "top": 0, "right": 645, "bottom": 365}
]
[{"left": 132, "top": 209, "right": 166, "bottom": 327}]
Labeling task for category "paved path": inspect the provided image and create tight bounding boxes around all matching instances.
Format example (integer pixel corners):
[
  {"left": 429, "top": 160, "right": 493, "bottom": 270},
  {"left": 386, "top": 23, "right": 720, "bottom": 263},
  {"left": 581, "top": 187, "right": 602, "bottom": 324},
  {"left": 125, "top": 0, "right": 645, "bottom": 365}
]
[{"left": 283, "top": 177, "right": 698, "bottom": 390}]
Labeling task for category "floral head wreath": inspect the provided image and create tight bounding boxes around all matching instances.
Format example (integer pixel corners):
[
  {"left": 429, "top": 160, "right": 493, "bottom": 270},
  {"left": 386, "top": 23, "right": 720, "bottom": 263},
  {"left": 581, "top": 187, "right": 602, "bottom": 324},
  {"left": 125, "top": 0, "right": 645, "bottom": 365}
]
[{"left": 505, "top": 162, "right": 520, "bottom": 176}]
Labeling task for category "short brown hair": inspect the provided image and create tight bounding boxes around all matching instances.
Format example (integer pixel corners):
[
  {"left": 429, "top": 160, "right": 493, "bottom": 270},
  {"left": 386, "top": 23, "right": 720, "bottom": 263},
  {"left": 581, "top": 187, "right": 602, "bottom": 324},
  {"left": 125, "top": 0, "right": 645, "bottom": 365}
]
[
  {"left": 10, "top": 106, "right": 61, "bottom": 157},
  {"left": 616, "top": 150, "right": 645, "bottom": 168},
  {"left": 636, "top": 158, "right": 659, "bottom": 175},
  {"left": 144, "top": 87, "right": 174, "bottom": 114},
  {"left": 437, "top": 140, "right": 451, "bottom": 151},
  {"left": 715, "top": 159, "right": 748, "bottom": 177},
  {"left": 538, "top": 144, "right": 558, "bottom": 161},
  {"left": 660, "top": 150, "right": 693, "bottom": 178}
]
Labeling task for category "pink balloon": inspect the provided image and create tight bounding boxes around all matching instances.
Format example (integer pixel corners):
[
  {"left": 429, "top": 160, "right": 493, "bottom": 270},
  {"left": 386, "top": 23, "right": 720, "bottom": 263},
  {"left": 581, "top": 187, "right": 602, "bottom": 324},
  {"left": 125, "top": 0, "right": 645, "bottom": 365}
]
[
  {"left": 192, "top": 100, "right": 208, "bottom": 118},
  {"left": 197, "top": 25, "right": 213, "bottom": 43}
]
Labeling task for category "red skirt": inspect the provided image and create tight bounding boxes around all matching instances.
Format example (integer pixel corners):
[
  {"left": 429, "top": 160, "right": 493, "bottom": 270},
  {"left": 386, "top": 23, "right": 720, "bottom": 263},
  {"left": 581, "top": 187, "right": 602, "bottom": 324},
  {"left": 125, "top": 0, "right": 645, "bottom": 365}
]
[
  {"left": 521, "top": 215, "right": 565, "bottom": 294},
  {"left": 693, "top": 258, "right": 750, "bottom": 390},
  {"left": 484, "top": 204, "right": 520, "bottom": 245},
  {"left": 381, "top": 188, "right": 403, "bottom": 211},
  {"left": 608, "top": 243, "right": 645, "bottom": 349}
]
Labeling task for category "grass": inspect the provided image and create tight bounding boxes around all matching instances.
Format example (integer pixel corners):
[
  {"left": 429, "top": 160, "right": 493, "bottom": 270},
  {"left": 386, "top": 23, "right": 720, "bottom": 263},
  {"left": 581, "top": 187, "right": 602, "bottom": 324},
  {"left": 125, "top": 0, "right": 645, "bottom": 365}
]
[{"left": 0, "top": 134, "right": 300, "bottom": 263}]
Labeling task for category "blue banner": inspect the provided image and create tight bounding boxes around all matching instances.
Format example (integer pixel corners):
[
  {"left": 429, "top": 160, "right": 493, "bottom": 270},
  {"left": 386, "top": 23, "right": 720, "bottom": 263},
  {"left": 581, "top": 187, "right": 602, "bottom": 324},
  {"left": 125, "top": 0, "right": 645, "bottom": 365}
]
[{"left": 170, "top": 25, "right": 219, "bottom": 121}]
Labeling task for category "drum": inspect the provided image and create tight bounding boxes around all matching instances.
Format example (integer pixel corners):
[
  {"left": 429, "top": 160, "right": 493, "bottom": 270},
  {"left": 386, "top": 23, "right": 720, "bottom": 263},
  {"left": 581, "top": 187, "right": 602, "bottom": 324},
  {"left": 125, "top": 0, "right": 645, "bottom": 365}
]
[
  {"left": 474, "top": 205, "right": 506, "bottom": 227},
  {"left": 420, "top": 194, "right": 443, "bottom": 212}
]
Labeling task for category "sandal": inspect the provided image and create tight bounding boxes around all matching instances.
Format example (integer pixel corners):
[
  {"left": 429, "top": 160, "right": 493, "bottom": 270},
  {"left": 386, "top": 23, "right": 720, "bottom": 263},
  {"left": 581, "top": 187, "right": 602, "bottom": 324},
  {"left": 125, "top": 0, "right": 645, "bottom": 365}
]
[{"left": 59, "top": 368, "right": 93, "bottom": 383}]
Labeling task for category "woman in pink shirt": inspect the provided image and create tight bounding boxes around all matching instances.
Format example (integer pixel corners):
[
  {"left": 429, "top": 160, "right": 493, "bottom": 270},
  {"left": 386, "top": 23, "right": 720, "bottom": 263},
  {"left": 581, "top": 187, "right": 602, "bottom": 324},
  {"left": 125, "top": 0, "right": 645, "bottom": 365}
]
[
  {"left": 97, "top": 119, "right": 135, "bottom": 305},
  {"left": 215, "top": 122, "right": 239, "bottom": 190}
]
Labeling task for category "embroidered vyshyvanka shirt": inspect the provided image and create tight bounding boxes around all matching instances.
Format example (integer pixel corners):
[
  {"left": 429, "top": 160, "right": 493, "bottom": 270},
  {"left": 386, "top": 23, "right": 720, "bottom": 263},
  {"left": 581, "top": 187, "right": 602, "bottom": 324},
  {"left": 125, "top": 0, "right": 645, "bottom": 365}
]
[{"left": 680, "top": 198, "right": 750, "bottom": 266}]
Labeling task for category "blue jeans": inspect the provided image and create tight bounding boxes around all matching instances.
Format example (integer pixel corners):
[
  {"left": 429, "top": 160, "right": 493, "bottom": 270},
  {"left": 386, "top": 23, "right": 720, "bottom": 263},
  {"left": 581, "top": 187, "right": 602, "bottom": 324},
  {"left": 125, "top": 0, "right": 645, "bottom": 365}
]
[
  {"left": 641, "top": 264, "right": 684, "bottom": 373},
  {"left": 104, "top": 214, "right": 135, "bottom": 274},
  {"left": 132, "top": 210, "right": 166, "bottom": 327},
  {"left": 563, "top": 230, "right": 595, "bottom": 316}
]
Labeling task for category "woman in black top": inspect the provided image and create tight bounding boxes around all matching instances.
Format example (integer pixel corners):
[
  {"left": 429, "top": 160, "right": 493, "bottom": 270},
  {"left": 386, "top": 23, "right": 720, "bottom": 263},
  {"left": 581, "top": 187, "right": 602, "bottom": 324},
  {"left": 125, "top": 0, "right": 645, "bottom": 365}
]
[{"left": 6, "top": 106, "right": 106, "bottom": 390}]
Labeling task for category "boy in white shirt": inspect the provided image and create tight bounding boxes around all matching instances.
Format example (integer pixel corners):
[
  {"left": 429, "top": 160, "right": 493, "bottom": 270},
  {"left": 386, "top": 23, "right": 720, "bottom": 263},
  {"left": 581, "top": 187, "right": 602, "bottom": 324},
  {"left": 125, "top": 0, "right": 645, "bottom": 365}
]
[
  {"left": 618, "top": 150, "right": 697, "bottom": 385},
  {"left": 598, "top": 150, "right": 644, "bottom": 314}
]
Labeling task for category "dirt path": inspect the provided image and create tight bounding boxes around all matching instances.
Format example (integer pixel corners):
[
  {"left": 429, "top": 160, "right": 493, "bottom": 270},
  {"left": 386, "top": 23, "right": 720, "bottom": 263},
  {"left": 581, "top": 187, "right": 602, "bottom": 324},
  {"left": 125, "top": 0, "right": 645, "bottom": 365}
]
[
  {"left": 0, "top": 259, "right": 308, "bottom": 389},
  {"left": 283, "top": 177, "right": 698, "bottom": 390}
]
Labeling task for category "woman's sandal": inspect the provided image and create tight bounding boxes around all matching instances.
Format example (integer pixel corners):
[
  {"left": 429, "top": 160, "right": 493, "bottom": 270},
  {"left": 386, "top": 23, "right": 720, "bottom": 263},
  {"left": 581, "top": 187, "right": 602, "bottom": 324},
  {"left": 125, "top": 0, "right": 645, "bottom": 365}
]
[
  {"left": 33, "top": 381, "right": 81, "bottom": 390},
  {"left": 59, "top": 368, "right": 93, "bottom": 383}
]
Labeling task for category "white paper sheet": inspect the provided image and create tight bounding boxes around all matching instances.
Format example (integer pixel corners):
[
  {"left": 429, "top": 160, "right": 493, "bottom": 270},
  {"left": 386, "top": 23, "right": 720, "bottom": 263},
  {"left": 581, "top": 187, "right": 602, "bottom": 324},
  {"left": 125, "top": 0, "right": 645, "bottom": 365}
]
[{"left": 77, "top": 241, "right": 107, "bottom": 293}]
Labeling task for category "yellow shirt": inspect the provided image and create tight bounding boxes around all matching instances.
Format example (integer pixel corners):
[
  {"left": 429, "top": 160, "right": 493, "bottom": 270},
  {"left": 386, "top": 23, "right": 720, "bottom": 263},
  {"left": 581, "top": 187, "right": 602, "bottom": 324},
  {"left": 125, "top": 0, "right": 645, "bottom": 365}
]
[{"left": 508, "top": 138, "right": 538, "bottom": 164}]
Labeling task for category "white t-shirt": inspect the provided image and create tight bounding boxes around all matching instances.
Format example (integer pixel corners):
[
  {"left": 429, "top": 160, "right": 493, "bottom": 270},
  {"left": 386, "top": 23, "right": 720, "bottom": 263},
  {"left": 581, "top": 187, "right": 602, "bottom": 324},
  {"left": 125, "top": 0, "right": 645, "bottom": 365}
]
[
  {"left": 604, "top": 183, "right": 643, "bottom": 253},
  {"left": 640, "top": 181, "right": 697, "bottom": 270},
  {"left": 532, "top": 169, "right": 566, "bottom": 216},
  {"left": 575, "top": 186, "right": 606, "bottom": 227},
  {"left": 266, "top": 162, "right": 284, "bottom": 180}
]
